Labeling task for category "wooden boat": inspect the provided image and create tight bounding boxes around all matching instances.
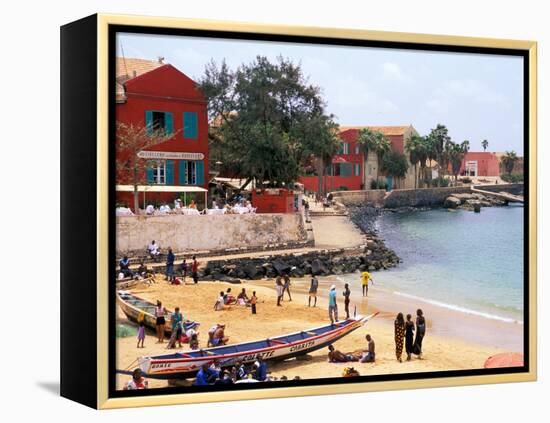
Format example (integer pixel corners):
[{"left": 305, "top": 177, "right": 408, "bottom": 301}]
[
  {"left": 134, "top": 313, "right": 378, "bottom": 379},
  {"left": 116, "top": 290, "right": 198, "bottom": 336}
]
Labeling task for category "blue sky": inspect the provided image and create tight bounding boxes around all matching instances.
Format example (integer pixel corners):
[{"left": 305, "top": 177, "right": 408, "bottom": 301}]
[{"left": 118, "top": 33, "right": 524, "bottom": 154}]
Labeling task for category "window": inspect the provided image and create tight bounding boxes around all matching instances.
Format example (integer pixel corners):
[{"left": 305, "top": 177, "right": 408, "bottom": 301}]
[
  {"left": 330, "top": 163, "right": 352, "bottom": 176},
  {"left": 179, "top": 160, "right": 205, "bottom": 185},
  {"left": 145, "top": 111, "right": 173, "bottom": 135},
  {"left": 339, "top": 142, "right": 349, "bottom": 154},
  {"left": 183, "top": 112, "right": 198, "bottom": 139},
  {"left": 354, "top": 163, "right": 361, "bottom": 176},
  {"left": 355, "top": 144, "right": 360, "bottom": 154},
  {"left": 147, "top": 160, "right": 174, "bottom": 185}
]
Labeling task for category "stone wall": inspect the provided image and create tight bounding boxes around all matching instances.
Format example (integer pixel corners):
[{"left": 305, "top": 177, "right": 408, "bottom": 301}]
[
  {"left": 383, "top": 186, "right": 473, "bottom": 208},
  {"left": 330, "top": 189, "right": 386, "bottom": 206},
  {"left": 473, "top": 183, "right": 524, "bottom": 195},
  {"left": 116, "top": 213, "right": 308, "bottom": 256}
]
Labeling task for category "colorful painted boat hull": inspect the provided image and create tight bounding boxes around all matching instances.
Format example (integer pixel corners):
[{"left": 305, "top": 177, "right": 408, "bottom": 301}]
[{"left": 137, "top": 313, "right": 377, "bottom": 379}]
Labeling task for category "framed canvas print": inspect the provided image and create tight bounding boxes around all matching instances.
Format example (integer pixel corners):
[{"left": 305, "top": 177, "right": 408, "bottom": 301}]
[{"left": 60, "top": 14, "right": 537, "bottom": 409}]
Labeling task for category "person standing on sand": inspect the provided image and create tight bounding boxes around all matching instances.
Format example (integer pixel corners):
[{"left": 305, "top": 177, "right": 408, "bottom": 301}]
[
  {"left": 328, "top": 285, "right": 338, "bottom": 324},
  {"left": 361, "top": 271, "right": 373, "bottom": 297},
  {"left": 154, "top": 300, "right": 166, "bottom": 343},
  {"left": 275, "top": 277, "right": 284, "bottom": 306},
  {"left": 394, "top": 312, "right": 406, "bottom": 362},
  {"left": 308, "top": 275, "right": 319, "bottom": 307},
  {"left": 137, "top": 320, "right": 145, "bottom": 348},
  {"left": 282, "top": 273, "right": 292, "bottom": 301},
  {"left": 191, "top": 255, "right": 200, "bottom": 284},
  {"left": 405, "top": 313, "right": 415, "bottom": 361},
  {"left": 413, "top": 309, "right": 426, "bottom": 359},
  {"left": 250, "top": 291, "right": 258, "bottom": 314},
  {"left": 171, "top": 307, "right": 183, "bottom": 348},
  {"left": 165, "top": 248, "right": 175, "bottom": 282},
  {"left": 343, "top": 283, "right": 351, "bottom": 319}
]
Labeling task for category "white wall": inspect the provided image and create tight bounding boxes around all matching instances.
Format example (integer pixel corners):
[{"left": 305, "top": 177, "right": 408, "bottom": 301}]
[{"left": 3, "top": 1, "right": 547, "bottom": 422}]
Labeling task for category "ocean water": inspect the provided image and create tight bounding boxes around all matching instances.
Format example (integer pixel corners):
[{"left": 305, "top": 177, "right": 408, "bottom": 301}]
[{"left": 344, "top": 206, "right": 524, "bottom": 323}]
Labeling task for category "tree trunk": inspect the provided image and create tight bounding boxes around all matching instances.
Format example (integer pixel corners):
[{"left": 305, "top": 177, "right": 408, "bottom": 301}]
[{"left": 133, "top": 187, "right": 139, "bottom": 215}]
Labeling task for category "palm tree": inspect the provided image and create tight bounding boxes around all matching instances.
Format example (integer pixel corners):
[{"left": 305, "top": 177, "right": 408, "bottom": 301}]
[
  {"left": 373, "top": 132, "right": 391, "bottom": 185},
  {"left": 462, "top": 139, "right": 470, "bottom": 153},
  {"left": 429, "top": 124, "right": 451, "bottom": 177},
  {"left": 448, "top": 142, "right": 467, "bottom": 182},
  {"left": 481, "top": 139, "right": 489, "bottom": 152},
  {"left": 501, "top": 150, "right": 519, "bottom": 175},
  {"left": 357, "top": 128, "right": 379, "bottom": 189},
  {"left": 405, "top": 134, "right": 427, "bottom": 189}
]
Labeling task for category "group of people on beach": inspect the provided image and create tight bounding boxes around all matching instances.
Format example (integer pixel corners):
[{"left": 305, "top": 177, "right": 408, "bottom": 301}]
[
  {"left": 394, "top": 309, "right": 426, "bottom": 362},
  {"left": 194, "top": 357, "right": 269, "bottom": 386},
  {"left": 214, "top": 288, "right": 258, "bottom": 313}
]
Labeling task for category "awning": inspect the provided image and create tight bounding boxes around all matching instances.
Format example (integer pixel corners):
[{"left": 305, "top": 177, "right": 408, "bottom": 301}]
[
  {"left": 332, "top": 156, "right": 349, "bottom": 164},
  {"left": 116, "top": 185, "right": 207, "bottom": 193}
]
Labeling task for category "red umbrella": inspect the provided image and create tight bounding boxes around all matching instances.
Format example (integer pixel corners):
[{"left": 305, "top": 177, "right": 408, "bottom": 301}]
[{"left": 484, "top": 352, "right": 524, "bottom": 368}]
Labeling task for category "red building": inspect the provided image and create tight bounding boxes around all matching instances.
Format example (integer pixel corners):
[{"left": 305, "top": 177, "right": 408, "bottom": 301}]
[
  {"left": 459, "top": 152, "right": 500, "bottom": 177},
  {"left": 115, "top": 58, "right": 209, "bottom": 209},
  {"left": 299, "top": 125, "right": 417, "bottom": 192}
]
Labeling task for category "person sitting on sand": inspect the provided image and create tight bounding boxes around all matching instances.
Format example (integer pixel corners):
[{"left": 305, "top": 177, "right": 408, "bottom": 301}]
[
  {"left": 224, "top": 288, "right": 237, "bottom": 305},
  {"left": 308, "top": 275, "right": 318, "bottom": 307},
  {"left": 327, "top": 345, "right": 358, "bottom": 363},
  {"left": 214, "top": 370, "right": 234, "bottom": 385},
  {"left": 208, "top": 324, "right": 228, "bottom": 347},
  {"left": 237, "top": 288, "right": 250, "bottom": 305},
  {"left": 254, "top": 357, "right": 268, "bottom": 381},
  {"left": 137, "top": 260, "right": 148, "bottom": 279},
  {"left": 125, "top": 368, "right": 148, "bottom": 390},
  {"left": 360, "top": 334, "right": 376, "bottom": 363},
  {"left": 342, "top": 367, "right": 360, "bottom": 377},
  {"left": 189, "top": 333, "right": 199, "bottom": 350},
  {"left": 214, "top": 291, "right": 225, "bottom": 311},
  {"left": 235, "top": 361, "right": 249, "bottom": 381}
]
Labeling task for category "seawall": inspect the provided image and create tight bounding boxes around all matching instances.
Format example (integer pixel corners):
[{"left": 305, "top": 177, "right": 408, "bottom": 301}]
[{"left": 116, "top": 213, "right": 309, "bottom": 256}]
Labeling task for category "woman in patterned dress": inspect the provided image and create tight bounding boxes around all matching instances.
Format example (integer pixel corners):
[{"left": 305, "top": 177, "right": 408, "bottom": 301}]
[{"left": 394, "top": 312, "right": 406, "bottom": 362}]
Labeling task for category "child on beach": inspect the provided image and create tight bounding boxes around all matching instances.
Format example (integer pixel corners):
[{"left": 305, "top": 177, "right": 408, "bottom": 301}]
[
  {"left": 251, "top": 291, "right": 257, "bottom": 314},
  {"left": 189, "top": 333, "right": 199, "bottom": 350},
  {"left": 137, "top": 320, "right": 145, "bottom": 348}
]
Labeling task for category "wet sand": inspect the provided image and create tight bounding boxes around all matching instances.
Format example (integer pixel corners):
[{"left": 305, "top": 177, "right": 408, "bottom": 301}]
[{"left": 116, "top": 275, "right": 521, "bottom": 390}]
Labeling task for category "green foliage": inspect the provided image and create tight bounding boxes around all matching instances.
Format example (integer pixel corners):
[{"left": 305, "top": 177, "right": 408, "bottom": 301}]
[
  {"left": 501, "top": 173, "right": 523, "bottom": 183},
  {"left": 199, "top": 56, "right": 339, "bottom": 187},
  {"left": 481, "top": 139, "right": 489, "bottom": 152},
  {"left": 370, "top": 180, "right": 388, "bottom": 190},
  {"left": 381, "top": 151, "right": 409, "bottom": 179},
  {"left": 500, "top": 151, "right": 519, "bottom": 175},
  {"left": 431, "top": 176, "right": 450, "bottom": 187}
]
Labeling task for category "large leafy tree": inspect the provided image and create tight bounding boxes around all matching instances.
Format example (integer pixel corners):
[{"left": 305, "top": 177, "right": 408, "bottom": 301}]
[
  {"left": 501, "top": 150, "right": 519, "bottom": 175},
  {"left": 199, "top": 56, "right": 339, "bottom": 192},
  {"left": 381, "top": 151, "right": 409, "bottom": 189},
  {"left": 448, "top": 141, "right": 468, "bottom": 181}
]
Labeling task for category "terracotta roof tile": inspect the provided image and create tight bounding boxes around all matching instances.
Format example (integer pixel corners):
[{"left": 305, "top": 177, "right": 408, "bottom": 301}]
[
  {"left": 339, "top": 125, "right": 412, "bottom": 136},
  {"left": 115, "top": 57, "right": 164, "bottom": 102}
]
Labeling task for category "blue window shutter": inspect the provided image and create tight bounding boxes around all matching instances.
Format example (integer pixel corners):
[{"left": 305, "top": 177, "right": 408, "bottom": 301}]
[
  {"left": 183, "top": 112, "right": 198, "bottom": 139},
  {"left": 195, "top": 161, "right": 204, "bottom": 186},
  {"left": 179, "top": 160, "right": 187, "bottom": 185},
  {"left": 165, "top": 112, "right": 174, "bottom": 135},
  {"left": 145, "top": 111, "right": 153, "bottom": 135},
  {"left": 146, "top": 163, "right": 154, "bottom": 184},
  {"left": 166, "top": 160, "right": 174, "bottom": 185}
]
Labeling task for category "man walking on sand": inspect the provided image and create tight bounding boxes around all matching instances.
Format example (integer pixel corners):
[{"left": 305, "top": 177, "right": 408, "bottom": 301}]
[
  {"left": 308, "top": 275, "right": 319, "bottom": 307},
  {"left": 328, "top": 285, "right": 338, "bottom": 324},
  {"left": 282, "top": 273, "right": 292, "bottom": 301},
  {"left": 361, "top": 271, "right": 374, "bottom": 297}
]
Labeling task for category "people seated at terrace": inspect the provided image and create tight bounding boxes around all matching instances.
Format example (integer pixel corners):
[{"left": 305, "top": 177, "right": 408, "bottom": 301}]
[
  {"left": 147, "top": 240, "right": 161, "bottom": 261},
  {"left": 145, "top": 204, "right": 155, "bottom": 215},
  {"left": 327, "top": 344, "right": 359, "bottom": 363},
  {"left": 159, "top": 203, "right": 171, "bottom": 214},
  {"left": 189, "top": 200, "right": 197, "bottom": 209},
  {"left": 119, "top": 256, "right": 133, "bottom": 278}
]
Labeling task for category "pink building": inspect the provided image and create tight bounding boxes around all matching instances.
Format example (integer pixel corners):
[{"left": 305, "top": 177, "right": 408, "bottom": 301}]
[{"left": 460, "top": 152, "right": 501, "bottom": 177}]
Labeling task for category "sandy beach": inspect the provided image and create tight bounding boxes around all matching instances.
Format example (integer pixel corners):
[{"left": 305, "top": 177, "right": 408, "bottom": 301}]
[{"left": 116, "top": 274, "right": 521, "bottom": 390}]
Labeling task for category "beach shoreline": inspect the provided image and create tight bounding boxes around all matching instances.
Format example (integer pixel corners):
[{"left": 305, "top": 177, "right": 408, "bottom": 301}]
[{"left": 115, "top": 276, "right": 521, "bottom": 390}]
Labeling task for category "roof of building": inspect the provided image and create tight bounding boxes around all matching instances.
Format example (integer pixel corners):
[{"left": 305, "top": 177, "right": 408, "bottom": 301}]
[
  {"left": 339, "top": 125, "right": 413, "bottom": 136},
  {"left": 116, "top": 57, "right": 165, "bottom": 102}
]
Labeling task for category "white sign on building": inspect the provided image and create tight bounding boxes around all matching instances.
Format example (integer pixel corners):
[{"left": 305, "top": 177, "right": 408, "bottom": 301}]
[{"left": 137, "top": 151, "right": 205, "bottom": 160}]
